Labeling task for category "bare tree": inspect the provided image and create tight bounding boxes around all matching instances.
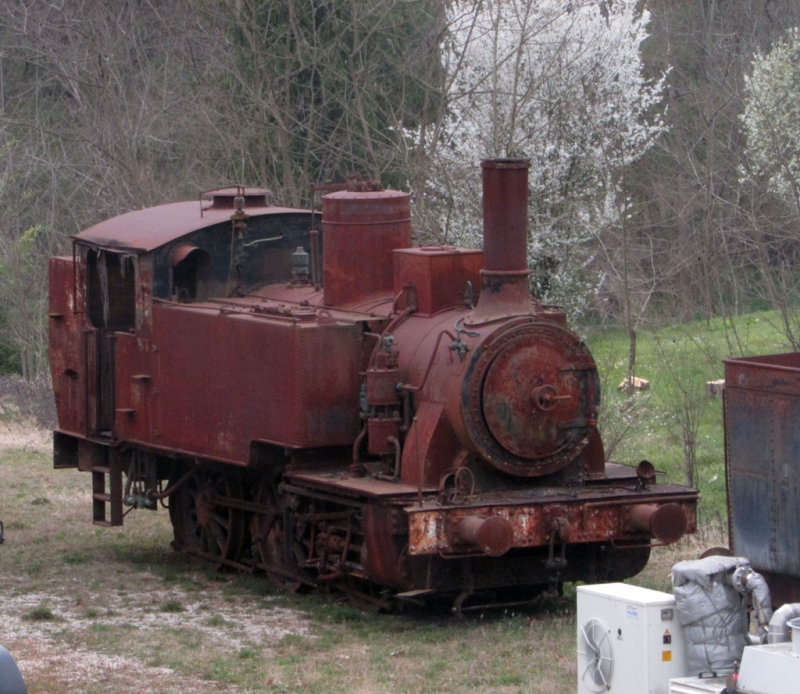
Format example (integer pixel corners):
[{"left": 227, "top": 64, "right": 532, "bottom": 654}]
[
  {"left": 0, "top": 0, "right": 226, "bottom": 376},
  {"left": 635, "top": 0, "right": 800, "bottom": 330},
  {"left": 206, "top": 0, "right": 445, "bottom": 206}
]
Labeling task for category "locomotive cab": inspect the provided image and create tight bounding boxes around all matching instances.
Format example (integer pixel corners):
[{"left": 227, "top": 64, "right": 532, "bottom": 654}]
[{"left": 50, "top": 188, "right": 321, "bottom": 445}]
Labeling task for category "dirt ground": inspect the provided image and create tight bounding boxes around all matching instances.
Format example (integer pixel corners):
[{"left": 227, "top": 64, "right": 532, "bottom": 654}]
[
  {"left": 3, "top": 592, "right": 309, "bottom": 694},
  {"left": 0, "top": 421, "right": 312, "bottom": 694}
]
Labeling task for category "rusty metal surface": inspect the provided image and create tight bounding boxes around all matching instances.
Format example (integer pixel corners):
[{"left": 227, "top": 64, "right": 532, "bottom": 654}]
[
  {"left": 286, "top": 466, "right": 695, "bottom": 557},
  {"left": 480, "top": 324, "right": 597, "bottom": 464},
  {"left": 469, "top": 159, "right": 533, "bottom": 323},
  {"left": 629, "top": 503, "right": 687, "bottom": 544},
  {"left": 458, "top": 320, "right": 600, "bottom": 477},
  {"left": 51, "top": 160, "right": 700, "bottom": 600},
  {"left": 360, "top": 505, "right": 409, "bottom": 589},
  {"left": 203, "top": 187, "right": 271, "bottom": 209},
  {"left": 49, "top": 256, "right": 86, "bottom": 436},
  {"left": 156, "top": 302, "right": 361, "bottom": 457},
  {"left": 392, "top": 246, "right": 483, "bottom": 315},
  {"left": 406, "top": 491, "right": 695, "bottom": 556},
  {"left": 724, "top": 353, "right": 800, "bottom": 582},
  {"left": 285, "top": 470, "right": 436, "bottom": 499},
  {"left": 383, "top": 307, "right": 602, "bottom": 480},
  {"left": 480, "top": 159, "right": 529, "bottom": 273},
  {"left": 322, "top": 189, "right": 411, "bottom": 307},
  {"left": 75, "top": 200, "right": 309, "bottom": 252},
  {"left": 457, "top": 515, "right": 514, "bottom": 557},
  {"left": 109, "top": 301, "right": 364, "bottom": 463}
]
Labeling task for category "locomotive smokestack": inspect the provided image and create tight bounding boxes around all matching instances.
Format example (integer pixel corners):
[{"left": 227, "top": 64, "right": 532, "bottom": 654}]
[
  {"left": 469, "top": 158, "right": 534, "bottom": 323},
  {"left": 482, "top": 158, "right": 529, "bottom": 273}
]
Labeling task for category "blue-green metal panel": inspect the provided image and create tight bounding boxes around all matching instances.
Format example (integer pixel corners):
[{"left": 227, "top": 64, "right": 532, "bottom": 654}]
[{"left": 724, "top": 353, "right": 800, "bottom": 580}]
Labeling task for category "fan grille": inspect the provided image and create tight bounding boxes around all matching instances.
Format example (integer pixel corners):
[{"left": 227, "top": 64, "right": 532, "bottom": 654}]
[{"left": 577, "top": 617, "right": 614, "bottom": 692}]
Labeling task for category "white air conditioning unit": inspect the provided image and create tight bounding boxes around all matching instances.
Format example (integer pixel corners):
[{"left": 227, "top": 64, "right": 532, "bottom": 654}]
[{"left": 577, "top": 583, "right": 686, "bottom": 694}]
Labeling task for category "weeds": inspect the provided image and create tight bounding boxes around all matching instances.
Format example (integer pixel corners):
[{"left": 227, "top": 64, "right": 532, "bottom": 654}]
[
  {"left": 24, "top": 606, "right": 58, "bottom": 621},
  {"left": 0, "top": 373, "right": 57, "bottom": 428},
  {"left": 62, "top": 551, "right": 89, "bottom": 564},
  {"left": 22, "top": 560, "right": 42, "bottom": 576},
  {"left": 205, "top": 614, "right": 232, "bottom": 628},
  {"left": 160, "top": 599, "right": 186, "bottom": 613}
]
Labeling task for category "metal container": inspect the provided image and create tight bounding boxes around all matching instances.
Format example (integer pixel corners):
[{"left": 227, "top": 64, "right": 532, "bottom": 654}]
[
  {"left": 321, "top": 188, "right": 411, "bottom": 307},
  {"left": 723, "top": 352, "right": 800, "bottom": 604}
]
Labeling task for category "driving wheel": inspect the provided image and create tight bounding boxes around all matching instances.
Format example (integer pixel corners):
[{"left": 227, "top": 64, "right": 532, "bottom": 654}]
[
  {"left": 251, "top": 473, "right": 306, "bottom": 591},
  {"left": 169, "top": 465, "right": 247, "bottom": 564}
]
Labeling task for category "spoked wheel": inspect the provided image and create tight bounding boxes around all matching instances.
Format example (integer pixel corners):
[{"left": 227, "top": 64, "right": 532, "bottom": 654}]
[
  {"left": 169, "top": 465, "right": 247, "bottom": 565},
  {"left": 251, "top": 473, "right": 306, "bottom": 591}
]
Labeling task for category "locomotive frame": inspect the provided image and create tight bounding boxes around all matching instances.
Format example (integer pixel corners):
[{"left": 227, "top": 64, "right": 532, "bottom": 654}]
[{"left": 49, "top": 160, "right": 698, "bottom": 610}]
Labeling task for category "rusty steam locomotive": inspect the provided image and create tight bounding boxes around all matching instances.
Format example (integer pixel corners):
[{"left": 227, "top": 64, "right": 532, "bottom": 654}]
[{"left": 48, "top": 159, "right": 697, "bottom": 609}]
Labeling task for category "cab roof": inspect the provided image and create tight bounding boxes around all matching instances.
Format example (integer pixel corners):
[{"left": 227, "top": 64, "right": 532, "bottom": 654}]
[{"left": 73, "top": 189, "right": 311, "bottom": 253}]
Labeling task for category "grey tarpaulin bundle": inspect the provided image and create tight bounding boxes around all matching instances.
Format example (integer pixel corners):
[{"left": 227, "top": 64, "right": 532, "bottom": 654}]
[{"left": 672, "top": 556, "right": 772, "bottom": 676}]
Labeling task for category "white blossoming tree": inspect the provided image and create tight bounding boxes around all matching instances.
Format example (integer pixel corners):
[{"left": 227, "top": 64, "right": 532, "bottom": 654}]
[
  {"left": 739, "top": 28, "right": 800, "bottom": 349},
  {"left": 412, "top": 0, "right": 666, "bottom": 329},
  {"left": 741, "top": 28, "right": 800, "bottom": 218}
]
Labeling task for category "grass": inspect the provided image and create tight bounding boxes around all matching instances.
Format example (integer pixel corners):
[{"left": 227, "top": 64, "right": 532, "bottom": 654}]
[
  {"left": 585, "top": 309, "right": 795, "bottom": 530},
  {"left": 23, "top": 606, "right": 58, "bottom": 622},
  {"left": 0, "top": 309, "right": 791, "bottom": 692}
]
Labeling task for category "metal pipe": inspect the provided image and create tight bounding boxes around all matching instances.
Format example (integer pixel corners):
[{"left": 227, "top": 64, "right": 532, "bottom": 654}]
[
  {"left": 398, "top": 330, "right": 457, "bottom": 394},
  {"left": 414, "top": 416, "right": 423, "bottom": 507},
  {"left": 388, "top": 436, "right": 401, "bottom": 480},
  {"left": 768, "top": 602, "right": 800, "bottom": 643},
  {"left": 147, "top": 466, "right": 197, "bottom": 501},
  {"left": 743, "top": 570, "right": 773, "bottom": 635},
  {"left": 310, "top": 228, "right": 320, "bottom": 290},
  {"left": 351, "top": 425, "right": 367, "bottom": 464},
  {"left": 470, "top": 158, "right": 535, "bottom": 322},
  {"left": 377, "top": 436, "right": 402, "bottom": 481}
]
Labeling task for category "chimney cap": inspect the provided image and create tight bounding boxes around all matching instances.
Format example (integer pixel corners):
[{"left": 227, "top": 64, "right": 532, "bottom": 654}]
[{"left": 481, "top": 158, "right": 530, "bottom": 170}]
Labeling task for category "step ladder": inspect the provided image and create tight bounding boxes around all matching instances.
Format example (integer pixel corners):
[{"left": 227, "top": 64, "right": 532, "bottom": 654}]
[{"left": 92, "top": 459, "right": 123, "bottom": 526}]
